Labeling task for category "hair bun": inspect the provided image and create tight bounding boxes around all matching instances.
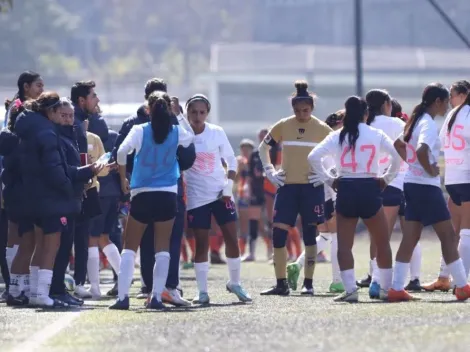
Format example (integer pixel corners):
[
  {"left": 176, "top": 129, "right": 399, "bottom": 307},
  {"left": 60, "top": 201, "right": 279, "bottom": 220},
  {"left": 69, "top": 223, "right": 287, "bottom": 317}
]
[{"left": 294, "top": 80, "right": 309, "bottom": 96}]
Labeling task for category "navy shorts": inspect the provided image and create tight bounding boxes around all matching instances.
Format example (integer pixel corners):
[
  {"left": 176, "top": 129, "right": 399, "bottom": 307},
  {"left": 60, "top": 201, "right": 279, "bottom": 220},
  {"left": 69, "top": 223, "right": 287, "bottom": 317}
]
[
  {"left": 273, "top": 184, "right": 325, "bottom": 227},
  {"left": 446, "top": 184, "right": 470, "bottom": 206},
  {"left": 89, "top": 196, "right": 119, "bottom": 237},
  {"left": 35, "top": 216, "right": 68, "bottom": 235},
  {"left": 130, "top": 191, "right": 177, "bottom": 224},
  {"left": 8, "top": 214, "right": 34, "bottom": 236},
  {"left": 381, "top": 185, "right": 404, "bottom": 207},
  {"left": 404, "top": 183, "right": 450, "bottom": 226},
  {"left": 187, "top": 199, "right": 238, "bottom": 230},
  {"left": 336, "top": 178, "right": 382, "bottom": 219},
  {"left": 324, "top": 199, "right": 335, "bottom": 221}
]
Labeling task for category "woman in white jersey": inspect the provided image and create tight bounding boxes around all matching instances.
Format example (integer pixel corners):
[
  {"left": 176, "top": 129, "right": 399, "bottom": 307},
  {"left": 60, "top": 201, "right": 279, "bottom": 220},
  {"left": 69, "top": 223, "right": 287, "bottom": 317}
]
[
  {"left": 365, "top": 90, "right": 422, "bottom": 297},
  {"left": 110, "top": 91, "right": 194, "bottom": 310},
  {"left": 424, "top": 80, "right": 470, "bottom": 292},
  {"left": 308, "top": 96, "right": 401, "bottom": 302},
  {"left": 183, "top": 94, "right": 251, "bottom": 304},
  {"left": 392, "top": 82, "right": 470, "bottom": 302}
]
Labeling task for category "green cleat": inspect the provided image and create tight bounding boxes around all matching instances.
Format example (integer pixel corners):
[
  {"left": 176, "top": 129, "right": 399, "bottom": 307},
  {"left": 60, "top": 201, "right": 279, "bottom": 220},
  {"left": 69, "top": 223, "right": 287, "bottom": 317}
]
[
  {"left": 287, "top": 263, "right": 301, "bottom": 291},
  {"left": 329, "top": 282, "right": 345, "bottom": 293}
]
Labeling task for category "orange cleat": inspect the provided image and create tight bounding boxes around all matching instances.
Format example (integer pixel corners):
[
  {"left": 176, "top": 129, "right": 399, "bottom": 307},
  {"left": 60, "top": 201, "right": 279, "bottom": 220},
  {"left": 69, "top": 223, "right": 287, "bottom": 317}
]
[
  {"left": 454, "top": 284, "right": 470, "bottom": 301},
  {"left": 421, "top": 277, "right": 451, "bottom": 292},
  {"left": 387, "top": 288, "right": 420, "bottom": 302}
]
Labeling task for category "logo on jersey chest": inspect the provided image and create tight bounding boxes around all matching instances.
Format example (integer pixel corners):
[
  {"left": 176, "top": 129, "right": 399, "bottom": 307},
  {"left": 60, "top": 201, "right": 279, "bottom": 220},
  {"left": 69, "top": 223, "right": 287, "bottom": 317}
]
[{"left": 296, "top": 128, "right": 305, "bottom": 139}]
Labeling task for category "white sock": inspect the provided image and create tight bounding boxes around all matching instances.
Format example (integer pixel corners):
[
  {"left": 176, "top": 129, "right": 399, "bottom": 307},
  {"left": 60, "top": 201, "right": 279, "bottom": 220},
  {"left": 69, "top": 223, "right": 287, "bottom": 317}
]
[
  {"left": 340, "top": 269, "right": 356, "bottom": 293},
  {"left": 438, "top": 256, "right": 450, "bottom": 278},
  {"left": 118, "top": 249, "right": 136, "bottom": 301},
  {"left": 6, "top": 245, "right": 19, "bottom": 275},
  {"left": 379, "top": 268, "right": 393, "bottom": 291},
  {"left": 371, "top": 258, "right": 380, "bottom": 284},
  {"left": 194, "top": 261, "right": 210, "bottom": 293},
  {"left": 151, "top": 252, "right": 170, "bottom": 301},
  {"left": 103, "top": 243, "right": 121, "bottom": 274},
  {"left": 330, "top": 233, "right": 341, "bottom": 283},
  {"left": 23, "top": 274, "right": 30, "bottom": 297},
  {"left": 447, "top": 258, "right": 467, "bottom": 288},
  {"left": 87, "top": 247, "right": 100, "bottom": 289},
  {"left": 409, "top": 242, "right": 422, "bottom": 280},
  {"left": 226, "top": 257, "right": 241, "bottom": 286},
  {"left": 9, "top": 273, "right": 24, "bottom": 297},
  {"left": 369, "top": 259, "right": 374, "bottom": 277},
  {"left": 29, "top": 266, "right": 39, "bottom": 298},
  {"left": 316, "top": 233, "right": 330, "bottom": 253},
  {"left": 37, "top": 269, "right": 53, "bottom": 298},
  {"left": 295, "top": 251, "right": 305, "bottom": 269},
  {"left": 458, "top": 229, "right": 470, "bottom": 278},
  {"left": 392, "top": 261, "right": 409, "bottom": 291}
]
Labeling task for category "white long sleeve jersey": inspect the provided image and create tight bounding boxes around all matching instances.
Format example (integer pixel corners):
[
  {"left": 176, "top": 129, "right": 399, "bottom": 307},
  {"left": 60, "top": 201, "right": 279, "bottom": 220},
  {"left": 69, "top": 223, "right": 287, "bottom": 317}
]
[
  {"left": 183, "top": 122, "right": 237, "bottom": 211},
  {"left": 308, "top": 123, "right": 401, "bottom": 185}
]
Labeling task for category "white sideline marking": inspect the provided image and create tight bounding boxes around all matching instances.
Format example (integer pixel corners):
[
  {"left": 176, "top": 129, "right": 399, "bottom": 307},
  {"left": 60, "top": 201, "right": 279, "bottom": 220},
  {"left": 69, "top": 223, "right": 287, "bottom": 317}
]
[{"left": 9, "top": 311, "right": 82, "bottom": 352}]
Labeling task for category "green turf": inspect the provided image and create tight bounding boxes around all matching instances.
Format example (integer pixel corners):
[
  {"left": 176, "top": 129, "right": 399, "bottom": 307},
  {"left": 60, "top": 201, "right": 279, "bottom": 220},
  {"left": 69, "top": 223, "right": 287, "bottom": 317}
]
[{"left": 3, "top": 233, "right": 470, "bottom": 352}]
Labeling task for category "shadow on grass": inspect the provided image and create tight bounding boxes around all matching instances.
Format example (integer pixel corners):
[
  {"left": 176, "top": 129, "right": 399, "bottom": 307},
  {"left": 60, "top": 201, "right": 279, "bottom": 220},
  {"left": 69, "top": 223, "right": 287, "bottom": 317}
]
[{"left": 134, "top": 301, "right": 251, "bottom": 314}]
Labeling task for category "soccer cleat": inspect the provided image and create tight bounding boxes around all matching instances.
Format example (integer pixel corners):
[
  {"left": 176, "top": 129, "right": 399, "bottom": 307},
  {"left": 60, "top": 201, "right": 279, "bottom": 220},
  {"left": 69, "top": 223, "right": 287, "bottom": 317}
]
[
  {"left": 182, "top": 262, "right": 194, "bottom": 270},
  {"left": 286, "top": 263, "right": 301, "bottom": 291},
  {"left": 300, "top": 286, "right": 314, "bottom": 296},
  {"left": 329, "top": 282, "right": 345, "bottom": 293},
  {"left": 369, "top": 282, "right": 381, "bottom": 299},
  {"left": 405, "top": 279, "right": 422, "bottom": 292},
  {"left": 333, "top": 289, "right": 359, "bottom": 303},
  {"left": 454, "top": 284, "right": 470, "bottom": 301},
  {"left": 0, "top": 289, "right": 8, "bottom": 303},
  {"left": 146, "top": 296, "right": 166, "bottom": 310},
  {"left": 51, "top": 292, "right": 83, "bottom": 306},
  {"left": 379, "top": 289, "right": 389, "bottom": 301},
  {"left": 356, "top": 274, "right": 371, "bottom": 288},
  {"left": 136, "top": 286, "right": 149, "bottom": 299},
  {"left": 260, "top": 283, "right": 290, "bottom": 296},
  {"left": 317, "top": 251, "right": 329, "bottom": 263},
  {"left": 387, "top": 288, "right": 420, "bottom": 302},
  {"left": 74, "top": 285, "right": 92, "bottom": 299},
  {"left": 109, "top": 296, "right": 130, "bottom": 310},
  {"left": 87, "top": 286, "right": 102, "bottom": 299},
  {"left": 192, "top": 291, "right": 210, "bottom": 305},
  {"left": 106, "top": 282, "right": 118, "bottom": 297},
  {"left": 421, "top": 277, "right": 451, "bottom": 292},
  {"left": 36, "top": 296, "right": 70, "bottom": 308},
  {"left": 242, "top": 254, "right": 256, "bottom": 262},
  {"left": 7, "top": 292, "right": 29, "bottom": 306},
  {"left": 162, "top": 288, "right": 191, "bottom": 307},
  {"left": 210, "top": 251, "right": 226, "bottom": 265},
  {"left": 226, "top": 281, "right": 252, "bottom": 302}
]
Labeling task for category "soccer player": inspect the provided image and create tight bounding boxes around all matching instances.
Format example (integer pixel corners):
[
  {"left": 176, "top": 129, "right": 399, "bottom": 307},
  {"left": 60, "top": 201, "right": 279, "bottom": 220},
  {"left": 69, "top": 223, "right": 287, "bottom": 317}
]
[
  {"left": 110, "top": 91, "right": 194, "bottom": 310},
  {"left": 391, "top": 83, "right": 470, "bottom": 301},
  {"left": 308, "top": 96, "right": 400, "bottom": 302},
  {"left": 259, "top": 81, "right": 332, "bottom": 296},
  {"left": 183, "top": 94, "right": 252, "bottom": 304}
]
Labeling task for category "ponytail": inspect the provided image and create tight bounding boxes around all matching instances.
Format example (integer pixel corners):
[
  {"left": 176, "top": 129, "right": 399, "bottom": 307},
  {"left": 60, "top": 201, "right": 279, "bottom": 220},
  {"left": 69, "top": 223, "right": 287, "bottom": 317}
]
[
  {"left": 448, "top": 94, "right": 470, "bottom": 133},
  {"left": 147, "top": 91, "right": 172, "bottom": 144},
  {"left": 404, "top": 102, "right": 426, "bottom": 143},
  {"left": 339, "top": 96, "right": 367, "bottom": 149},
  {"left": 7, "top": 100, "right": 26, "bottom": 131}
]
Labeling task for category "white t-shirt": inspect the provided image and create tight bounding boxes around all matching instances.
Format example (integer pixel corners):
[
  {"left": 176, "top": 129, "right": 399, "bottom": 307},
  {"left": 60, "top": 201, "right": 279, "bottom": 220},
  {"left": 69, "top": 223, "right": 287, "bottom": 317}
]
[
  {"left": 117, "top": 124, "right": 194, "bottom": 197},
  {"left": 308, "top": 123, "right": 400, "bottom": 185},
  {"left": 439, "top": 105, "right": 470, "bottom": 185},
  {"left": 184, "top": 122, "right": 237, "bottom": 210},
  {"left": 404, "top": 113, "right": 441, "bottom": 188},
  {"left": 370, "top": 115, "right": 408, "bottom": 191}
]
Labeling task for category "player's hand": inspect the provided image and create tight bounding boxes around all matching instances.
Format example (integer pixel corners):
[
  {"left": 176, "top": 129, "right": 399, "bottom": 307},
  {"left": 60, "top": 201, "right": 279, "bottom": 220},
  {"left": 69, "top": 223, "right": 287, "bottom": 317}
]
[
  {"left": 89, "top": 162, "right": 105, "bottom": 176},
  {"left": 264, "top": 165, "right": 285, "bottom": 188},
  {"left": 377, "top": 177, "right": 387, "bottom": 191},
  {"left": 171, "top": 96, "right": 181, "bottom": 116},
  {"left": 429, "top": 163, "right": 440, "bottom": 177},
  {"left": 308, "top": 172, "right": 324, "bottom": 187},
  {"left": 331, "top": 178, "right": 339, "bottom": 192},
  {"left": 120, "top": 178, "right": 130, "bottom": 195}
]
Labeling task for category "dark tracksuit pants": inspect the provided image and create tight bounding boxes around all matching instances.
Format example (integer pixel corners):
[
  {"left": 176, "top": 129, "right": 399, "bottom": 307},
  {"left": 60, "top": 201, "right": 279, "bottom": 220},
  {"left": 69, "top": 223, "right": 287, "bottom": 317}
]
[
  {"left": 50, "top": 217, "right": 75, "bottom": 295},
  {"left": 73, "top": 217, "right": 89, "bottom": 286},
  {"left": 0, "top": 209, "right": 9, "bottom": 290},
  {"left": 140, "top": 196, "right": 185, "bottom": 290}
]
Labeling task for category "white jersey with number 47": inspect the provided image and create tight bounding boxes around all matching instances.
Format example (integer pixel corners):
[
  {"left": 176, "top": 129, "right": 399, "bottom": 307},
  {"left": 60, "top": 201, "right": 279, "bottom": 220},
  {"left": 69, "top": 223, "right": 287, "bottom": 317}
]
[
  {"left": 439, "top": 105, "right": 470, "bottom": 185},
  {"left": 308, "top": 123, "right": 401, "bottom": 185}
]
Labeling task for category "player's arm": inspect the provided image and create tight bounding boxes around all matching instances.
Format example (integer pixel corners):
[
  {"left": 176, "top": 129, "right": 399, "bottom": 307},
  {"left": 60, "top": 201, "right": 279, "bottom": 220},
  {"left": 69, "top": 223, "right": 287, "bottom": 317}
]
[
  {"left": 307, "top": 134, "right": 336, "bottom": 187},
  {"left": 379, "top": 132, "right": 401, "bottom": 185},
  {"left": 416, "top": 121, "right": 439, "bottom": 176}
]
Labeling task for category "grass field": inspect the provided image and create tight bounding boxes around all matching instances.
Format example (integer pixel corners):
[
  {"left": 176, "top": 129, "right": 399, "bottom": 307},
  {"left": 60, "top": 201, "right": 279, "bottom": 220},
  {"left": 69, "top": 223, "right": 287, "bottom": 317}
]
[{"left": 2, "top": 231, "right": 470, "bottom": 352}]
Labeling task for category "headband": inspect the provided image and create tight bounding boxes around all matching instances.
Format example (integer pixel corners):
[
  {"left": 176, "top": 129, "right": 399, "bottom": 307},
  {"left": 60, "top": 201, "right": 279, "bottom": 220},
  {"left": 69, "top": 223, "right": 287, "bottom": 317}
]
[{"left": 185, "top": 94, "right": 211, "bottom": 112}]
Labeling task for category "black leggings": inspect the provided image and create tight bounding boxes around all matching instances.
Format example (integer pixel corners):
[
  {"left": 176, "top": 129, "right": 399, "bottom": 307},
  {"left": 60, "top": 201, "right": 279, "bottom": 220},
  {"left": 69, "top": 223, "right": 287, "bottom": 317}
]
[{"left": 0, "top": 209, "right": 10, "bottom": 290}]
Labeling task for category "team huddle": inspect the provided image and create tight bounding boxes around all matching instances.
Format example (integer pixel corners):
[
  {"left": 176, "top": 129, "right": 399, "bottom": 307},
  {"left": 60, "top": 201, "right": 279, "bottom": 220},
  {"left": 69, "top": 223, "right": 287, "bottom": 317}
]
[{"left": 1, "top": 73, "right": 470, "bottom": 310}]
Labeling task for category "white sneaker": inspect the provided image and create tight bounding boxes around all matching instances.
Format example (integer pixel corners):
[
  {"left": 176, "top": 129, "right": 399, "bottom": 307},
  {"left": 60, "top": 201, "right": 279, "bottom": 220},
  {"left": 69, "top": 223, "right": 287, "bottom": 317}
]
[
  {"left": 87, "top": 286, "right": 102, "bottom": 299},
  {"left": 162, "top": 288, "right": 191, "bottom": 307},
  {"left": 74, "top": 285, "right": 92, "bottom": 299},
  {"left": 333, "top": 289, "right": 359, "bottom": 303}
]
